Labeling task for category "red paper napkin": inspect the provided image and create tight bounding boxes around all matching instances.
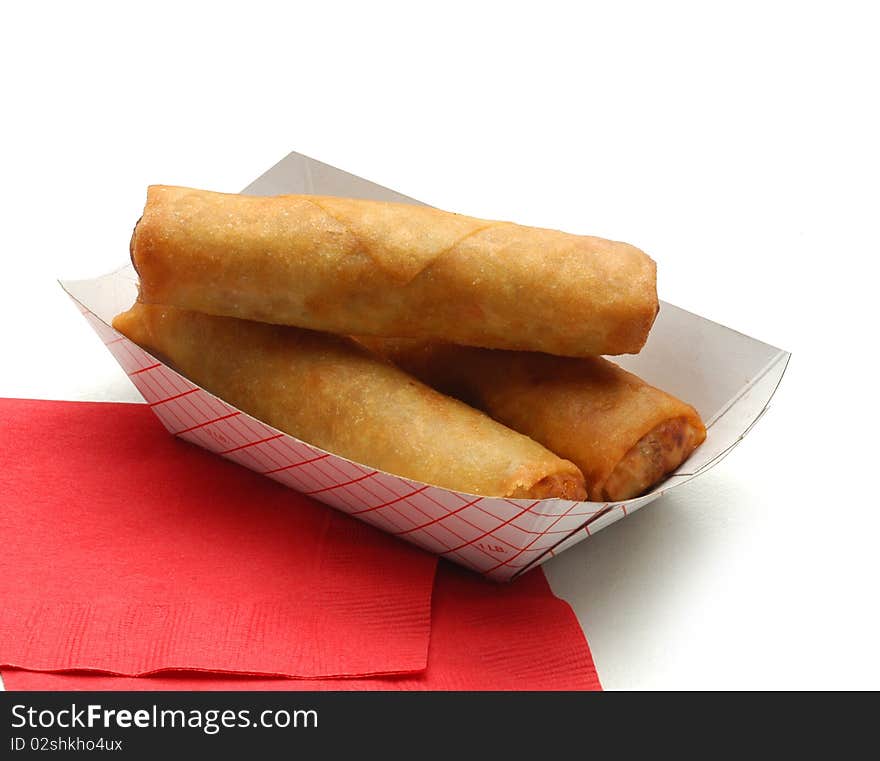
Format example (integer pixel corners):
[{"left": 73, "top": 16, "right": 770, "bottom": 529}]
[
  {"left": 3, "top": 562, "right": 601, "bottom": 691},
  {"left": 0, "top": 398, "right": 437, "bottom": 678}
]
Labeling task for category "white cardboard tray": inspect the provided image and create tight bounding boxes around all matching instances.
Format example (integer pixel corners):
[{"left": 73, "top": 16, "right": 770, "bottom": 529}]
[{"left": 60, "top": 151, "right": 789, "bottom": 581}]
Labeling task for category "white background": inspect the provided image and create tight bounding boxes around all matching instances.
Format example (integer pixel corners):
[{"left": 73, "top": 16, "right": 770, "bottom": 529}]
[{"left": 1, "top": 1, "right": 878, "bottom": 690}]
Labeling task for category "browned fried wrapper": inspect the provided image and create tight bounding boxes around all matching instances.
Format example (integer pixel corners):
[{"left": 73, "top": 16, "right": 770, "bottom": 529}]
[
  {"left": 112, "top": 303, "right": 587, "bottom": 501},
  {"left": 359, "top": 339, "right": 707, "bottom": 502},
  {"left": 130, "top": 186, "right": 658, "bottom": 357}
]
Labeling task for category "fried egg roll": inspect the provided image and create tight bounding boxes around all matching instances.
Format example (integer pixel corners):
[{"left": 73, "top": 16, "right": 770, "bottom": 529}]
[
  {"left": 112, "top": 303, "right": 587, "bottom": 500},
  {"left": 359, "top": 340, "right": 706, "bottom": 502},
  {"left": 130, "top": 186, "right": 658, "bottom": 357}
]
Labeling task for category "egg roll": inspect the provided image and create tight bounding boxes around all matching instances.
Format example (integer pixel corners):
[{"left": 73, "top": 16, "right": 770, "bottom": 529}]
[
  {"left": 358, "top": 340, "right": 706, "bottom": 502},
  {"left": 130, "top": 185, "right": 658, "bottom": 357},
  {"left": 112, "top": 303, "right": 587, "bottom": 500}
]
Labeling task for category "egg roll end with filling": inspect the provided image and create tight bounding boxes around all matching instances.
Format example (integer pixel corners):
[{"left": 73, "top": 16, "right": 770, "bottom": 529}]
[{"left": 598, "top": 415, "right": 705, "bottom": 502}]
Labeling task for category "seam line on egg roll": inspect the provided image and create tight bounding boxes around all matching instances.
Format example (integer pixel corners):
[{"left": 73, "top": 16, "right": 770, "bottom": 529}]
[
  {"left": 305, "top": 197, "right": 371, "bottom": 262},
  {"left": 420, "top": 221, "right": 509, "bottom": 273},
  {"left": 308, "top": 197, "right": 505, "bottom": 284}
]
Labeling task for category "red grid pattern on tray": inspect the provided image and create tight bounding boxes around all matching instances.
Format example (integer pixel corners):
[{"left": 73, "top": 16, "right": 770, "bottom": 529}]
[
  {"left": 535, "top": 493, "right": 659, "bottom": 573},
  {"left": 81, "top": 301, "right": 624, "bottom": 580}
]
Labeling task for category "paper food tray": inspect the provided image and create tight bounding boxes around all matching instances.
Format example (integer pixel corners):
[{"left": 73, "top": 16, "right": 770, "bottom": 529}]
[{"left": 60, "top": 151, "right": 790, "bottom": 581}]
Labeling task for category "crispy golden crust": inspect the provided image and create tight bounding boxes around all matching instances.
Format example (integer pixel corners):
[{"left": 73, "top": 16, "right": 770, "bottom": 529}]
[
  {"left": 359, "top": 339, "right": 706, "bottom": 501},
  {"left": 112, "top": 303, "right": 586, "bottom": 500},
  {"left": 131, "top": 186, "right": 658, "bottom": 357}
]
